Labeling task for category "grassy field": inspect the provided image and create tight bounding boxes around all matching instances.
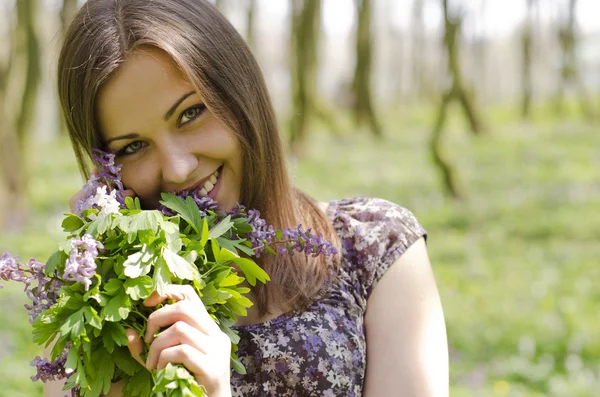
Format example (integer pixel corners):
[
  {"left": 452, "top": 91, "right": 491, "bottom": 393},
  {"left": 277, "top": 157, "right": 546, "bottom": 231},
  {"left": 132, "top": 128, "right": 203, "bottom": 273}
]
[{"left": 1, "top": 105, "right": 599, "bottom": 396}]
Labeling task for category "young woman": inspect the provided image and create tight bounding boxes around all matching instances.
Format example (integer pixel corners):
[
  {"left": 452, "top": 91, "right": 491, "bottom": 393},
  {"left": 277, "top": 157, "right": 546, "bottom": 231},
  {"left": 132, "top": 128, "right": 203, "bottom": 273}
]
[{"left": 46, "top": 0, "right": 448, "bottom": 396}]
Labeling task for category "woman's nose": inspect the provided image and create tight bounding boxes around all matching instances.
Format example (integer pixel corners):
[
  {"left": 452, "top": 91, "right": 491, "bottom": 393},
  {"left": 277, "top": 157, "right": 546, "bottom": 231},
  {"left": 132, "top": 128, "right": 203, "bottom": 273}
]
[{"left": 159, "top": 143, "right": 198, "bottom": 184}]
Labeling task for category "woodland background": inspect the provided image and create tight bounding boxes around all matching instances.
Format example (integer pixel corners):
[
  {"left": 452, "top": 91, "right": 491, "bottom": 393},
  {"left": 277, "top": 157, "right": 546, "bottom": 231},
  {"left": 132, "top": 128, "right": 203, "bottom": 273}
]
[{"left": 1, "top": 0, "right": 599, "bottom": 396}]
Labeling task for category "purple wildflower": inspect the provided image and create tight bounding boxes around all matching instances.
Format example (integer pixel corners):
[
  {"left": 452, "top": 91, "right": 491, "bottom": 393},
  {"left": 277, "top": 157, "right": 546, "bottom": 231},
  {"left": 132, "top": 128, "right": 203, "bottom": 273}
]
[
  {"left": 159, "top": 188, "right": 220, "bottom": 217},
  {"left": 246, "top": 209, "right": 276, "bottom": 257},
  {"left": 30, "top": 344, "right": 70, "bottom": 383},
  {"left": 279, "top": 225, "right": 338, "bottom": 257},
  {"left": 92, "top": 149, "right": 124, "bottom": 193},
  {"left": 0, "top": 252, "right": 25, "bottom": 285},
  {"left": 62, "top": 235, "right": 102, "bottom": 291},
  {"left": 74, "top": 149, "right": 125, "bottom": 216},
  {"left": 1, "top": 253, "right": 63, "bottom": 323}
]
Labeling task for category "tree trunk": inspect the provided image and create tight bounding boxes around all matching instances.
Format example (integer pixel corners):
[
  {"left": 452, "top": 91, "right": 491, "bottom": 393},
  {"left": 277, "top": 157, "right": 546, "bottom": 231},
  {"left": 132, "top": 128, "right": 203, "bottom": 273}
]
[
  {"left": 246, "top": 0, "right": 257, "bottom": 49},
  {"left": 521, "top": 0, "right": 534, "bottom": 119},
  {"left": 58, "top": 0, "right": 79, "bottom": 136},
  {"left": 428, "top": 0, "right": 486, "bottom": 200},
  {"left": 410, "top": 0, "right": 425, "bottom": 101},
  {"left": 0, "top": 0, "right": 40, "bottom": 229},
  {"left": 430, "top": 93, "right": 464, "bottom": 200},
  {"left": 352, "top": 0, "right": 382, "bottom": 138},
  {"left": 16, "top": 0, "right": 41, "bottom": 146},
  {"left": 289, "top": 0, "right": 321, "bottom": 154},
  {"left": 60, "top": 0, "right": 78, "bottom": 36},
  {"left": 555, "top": 0, "right": 594, "bottom": 120}
]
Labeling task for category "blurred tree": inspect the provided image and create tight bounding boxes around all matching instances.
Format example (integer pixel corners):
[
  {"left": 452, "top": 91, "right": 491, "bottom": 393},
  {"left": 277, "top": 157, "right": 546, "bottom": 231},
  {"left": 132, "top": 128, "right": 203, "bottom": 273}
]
[
  {"left": 215, "top": 0, "right": 224, "bottom": 10},
  {"left": 351, "top": 0, "right": 382, "bottom": 138},
  {"left": 0, "top": 0, "right": 41, "bottom": 228},
  {"left": 472, "top": 0, "right": 487, "bottom": 101},
  {"left": 555, "top": 0, "right": 594, "bottom": 120},
  {"left": 60, "top": 0, "right": 78, "bottom": 37},
  {"left": 0, "top": 11, "right": 18, "bottom": 229},
  {"left": 289, "top": 0, "right": 339, "bottom": 155},
  {"left": 246, "top": 0, "right": 256, "bottom": 49},
  {"left": 521, "top": 0, "right": 536, "bottom": 119},
  {"left": 430, "top": 0, "right": 485, "bottom": 200},
  {"left": 411, "top": 0, "right": 425, "bottom": 101},
  {"left": 58, "top": 0, "right": 80, "bottom": 136}
]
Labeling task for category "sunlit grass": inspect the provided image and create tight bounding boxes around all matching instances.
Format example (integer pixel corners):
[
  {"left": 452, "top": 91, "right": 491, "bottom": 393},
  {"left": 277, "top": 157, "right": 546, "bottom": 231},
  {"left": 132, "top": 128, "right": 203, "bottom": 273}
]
[{"left": 1, "top": 106, "right": 598, "bottom": 395}]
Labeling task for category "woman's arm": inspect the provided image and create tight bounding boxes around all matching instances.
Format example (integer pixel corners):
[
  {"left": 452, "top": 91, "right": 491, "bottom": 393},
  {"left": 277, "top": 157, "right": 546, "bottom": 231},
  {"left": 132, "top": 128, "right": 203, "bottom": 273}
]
[{"left": 362, "top": 237, "right": 449, "bottom": 396}]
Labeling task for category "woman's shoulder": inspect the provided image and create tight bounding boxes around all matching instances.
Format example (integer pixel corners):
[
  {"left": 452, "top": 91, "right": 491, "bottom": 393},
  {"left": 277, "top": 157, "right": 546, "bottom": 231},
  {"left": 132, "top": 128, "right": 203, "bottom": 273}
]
[
  {"left": 325, "top": 196, "right": 427, "bottom": 301},
  {"left": 325, "top": 196, "right": 426, "bottom": 238}
]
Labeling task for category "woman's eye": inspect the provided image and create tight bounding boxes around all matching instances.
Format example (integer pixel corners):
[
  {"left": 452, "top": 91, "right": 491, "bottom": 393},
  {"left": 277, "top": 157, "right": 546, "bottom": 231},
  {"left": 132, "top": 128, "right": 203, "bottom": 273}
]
[
  {"left": 118, "top": 141, "right": 146, "bottom": 156},
  {"left": 179, "top": 105, "right": 206, "bottom": 126}
]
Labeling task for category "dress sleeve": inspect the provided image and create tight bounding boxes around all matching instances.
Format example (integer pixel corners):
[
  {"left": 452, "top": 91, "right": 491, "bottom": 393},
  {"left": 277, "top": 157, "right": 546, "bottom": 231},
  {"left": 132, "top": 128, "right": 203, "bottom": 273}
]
[{"left": 330, "top": 197, "right": 427, "bottom": 307}]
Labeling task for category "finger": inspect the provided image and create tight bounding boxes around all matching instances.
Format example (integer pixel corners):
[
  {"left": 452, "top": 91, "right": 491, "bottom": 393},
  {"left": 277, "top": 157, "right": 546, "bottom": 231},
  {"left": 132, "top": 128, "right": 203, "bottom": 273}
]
[
  {"left": 145, "top": 321, "right": 210, "bottom": 370},
  {"left": 144, "top": 284, "right": 202, "bottom": 307},
  {"left": 122, "top": 189, "right": 136, "bottom": 199},
  {"left": 144, "top": 299, "right": 218, "bottom": 343},
  {"left": 126, "top": 328, "right": 146, "bottom": 368},
  {"left": 155, "top": 344, "right": 230, "bottom": 388}
]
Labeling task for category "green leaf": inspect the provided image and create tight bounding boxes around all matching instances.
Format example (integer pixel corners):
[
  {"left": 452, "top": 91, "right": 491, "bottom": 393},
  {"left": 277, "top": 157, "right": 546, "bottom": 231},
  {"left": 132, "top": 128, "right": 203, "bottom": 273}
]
[
  {"left": 220, "top": 248, "right": 270, "bottom": 286},
  {"left": 32, "top": 312, "right": 60, "bottom": 346},
  {"left": 93, "top": 347, "right": 115, "bottom": 396},
  {"left": 101, "top": 290, "right": 131, "bottom": 322},
  {"left": 153, "top": 257, "right": 171, "bottom": 297},
  {"left": 124, "top": 368, "right": 153, "bottom": 397},
  {"left": 83, "top": 306, "right": 103, "bottom": 330},
  {"left": 216, "top": 237, "right": 254, "bottom": 256},
  {"left": 44, "top": 250, "right": 66, "bottom": 277},
  {"left": 107, "top": 322, "right": 129, "bottom": 346},
  {"left": 124, "top": 276, "right": 153, "bottom": 300},
  {"left": 163, "top": 248, "right": 199, "bottom": 281},
  {"left": 128, "top": 211, "right": 161, "bottom": 233},
  {"left": 231, "top": 355, "right": 246, "bottom": 375},
  {"left": 112, "top": 346, "right": 140, "bottom": 376},
  {"left": 275, "top": 230, "right": 284, "bottom": 240},
  {"left": 123, "top": 245, "right": 156, "bottom": 278},
  {"left": 232, "top": 218, "right": 253, "bottom": 234},
  {"left": 65, "top": 345, "right": 79, "bottom": 374},
  {"left": 209, "top": 215, "right": 233, "bottom": 239},
  {"left": 102, "top": 329, "right": 115, "bottom": 353},
  {"left": 60, "top": 308, "right": 86, "bottom": 339},
  {"left": 159, "top": 193, "right": 202, "bottom": 233},
  {"left": 103, "top": 278, "right": 123, "bottom": 296},
  {"left": 62, "top": 214, "right": 85, "bottom": 232},
  {"left": 200, "top": 218, "right": 209, "bottom": 248},
  {"left": 125, "top": 196, "right": 142, "bottom": 210}
]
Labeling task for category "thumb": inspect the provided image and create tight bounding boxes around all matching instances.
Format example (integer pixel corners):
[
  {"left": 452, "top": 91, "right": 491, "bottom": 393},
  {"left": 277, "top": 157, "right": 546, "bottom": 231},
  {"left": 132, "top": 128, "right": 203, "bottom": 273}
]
[
  {"left": 126, "top": 328, "right": 147, "bottom": 368},
  {"left": 122, "top": 189, "right": 136, "bottom": 199}
]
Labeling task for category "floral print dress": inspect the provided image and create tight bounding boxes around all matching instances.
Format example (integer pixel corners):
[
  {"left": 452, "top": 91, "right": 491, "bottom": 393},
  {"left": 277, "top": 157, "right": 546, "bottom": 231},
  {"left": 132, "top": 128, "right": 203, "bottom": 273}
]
[{"left": 230, "top": 197, "right": 427, "bottom": 397}]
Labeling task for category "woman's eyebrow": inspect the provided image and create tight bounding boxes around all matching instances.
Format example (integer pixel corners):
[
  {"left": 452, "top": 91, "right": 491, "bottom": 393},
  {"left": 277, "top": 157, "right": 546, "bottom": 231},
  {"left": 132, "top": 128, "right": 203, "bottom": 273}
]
[
  {"left": 103, "top": 91, "right": 197, "bottom": 146},
  {"left": 104, "top": 133, "right": 139, "bottom": 146},
  {"left": 163, "top": 91, "right": 196, "bottom": 121}
]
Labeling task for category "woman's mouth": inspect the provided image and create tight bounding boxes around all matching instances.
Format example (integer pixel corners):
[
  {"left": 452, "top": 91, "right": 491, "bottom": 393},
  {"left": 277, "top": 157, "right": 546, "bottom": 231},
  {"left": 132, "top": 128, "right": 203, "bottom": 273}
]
[{"left": 195, "top": 165, "right": 223, "bottom": 200}]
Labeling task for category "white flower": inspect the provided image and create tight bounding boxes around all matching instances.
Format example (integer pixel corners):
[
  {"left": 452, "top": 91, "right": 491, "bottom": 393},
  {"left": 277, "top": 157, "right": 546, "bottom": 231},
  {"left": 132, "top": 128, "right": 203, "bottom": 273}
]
[{"left": 88, "top": 186, "right": 122, "bottom": 220}]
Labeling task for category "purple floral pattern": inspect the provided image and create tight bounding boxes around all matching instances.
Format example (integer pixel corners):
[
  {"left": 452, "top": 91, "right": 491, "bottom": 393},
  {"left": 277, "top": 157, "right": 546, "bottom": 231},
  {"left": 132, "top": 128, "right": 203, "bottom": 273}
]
[{"left": 230, "top": 197, "right": 427, "bottom": 396}]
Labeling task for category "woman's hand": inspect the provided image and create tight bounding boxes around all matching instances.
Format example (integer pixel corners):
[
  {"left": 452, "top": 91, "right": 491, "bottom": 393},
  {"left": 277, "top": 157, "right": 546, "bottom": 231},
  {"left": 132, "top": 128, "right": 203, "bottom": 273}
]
[{"left": 126, "top": 284, "right": 233, "bottom": 397}]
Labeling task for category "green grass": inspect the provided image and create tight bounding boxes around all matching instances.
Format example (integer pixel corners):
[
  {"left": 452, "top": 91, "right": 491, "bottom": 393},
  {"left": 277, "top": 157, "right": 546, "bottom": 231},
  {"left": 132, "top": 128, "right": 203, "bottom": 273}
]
[{"left": 1, "top": 107, "right": 599, "bottom": 396}]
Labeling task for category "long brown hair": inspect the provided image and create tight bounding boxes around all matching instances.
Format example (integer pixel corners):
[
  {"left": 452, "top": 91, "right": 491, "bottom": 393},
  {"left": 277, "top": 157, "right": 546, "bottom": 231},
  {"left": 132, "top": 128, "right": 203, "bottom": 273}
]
[{"left": 58, "top": 0, "right": 340, "bottom": 316}]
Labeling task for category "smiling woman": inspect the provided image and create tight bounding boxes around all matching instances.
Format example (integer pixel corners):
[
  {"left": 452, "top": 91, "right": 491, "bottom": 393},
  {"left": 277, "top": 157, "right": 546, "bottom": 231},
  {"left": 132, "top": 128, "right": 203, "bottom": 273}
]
[
  {"left": 47, "top": 0, "right": 449, "bottom": 396},
  {"left": 96, "top": 48, "right": 243, "bottom": 211}
]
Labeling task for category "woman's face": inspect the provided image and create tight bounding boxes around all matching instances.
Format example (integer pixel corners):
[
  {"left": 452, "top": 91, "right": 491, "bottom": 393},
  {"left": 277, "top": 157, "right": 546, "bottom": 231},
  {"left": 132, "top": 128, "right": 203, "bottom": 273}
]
[{"left": 97, "top": 47, "right": 243, "bottom": 211}]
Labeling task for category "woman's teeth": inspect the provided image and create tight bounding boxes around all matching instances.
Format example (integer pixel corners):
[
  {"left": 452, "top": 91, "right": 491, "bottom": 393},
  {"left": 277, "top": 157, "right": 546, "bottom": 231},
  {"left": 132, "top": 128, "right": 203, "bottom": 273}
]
[{"left": 196, "top": 169, "right": 220, "bottom": 197}]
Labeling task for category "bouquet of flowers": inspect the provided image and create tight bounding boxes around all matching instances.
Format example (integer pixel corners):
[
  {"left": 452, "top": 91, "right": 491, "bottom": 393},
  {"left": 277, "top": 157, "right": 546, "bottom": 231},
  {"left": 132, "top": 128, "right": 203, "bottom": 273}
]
[{"left": 0, "top": 150, "right": 336, "bottom": 397}]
